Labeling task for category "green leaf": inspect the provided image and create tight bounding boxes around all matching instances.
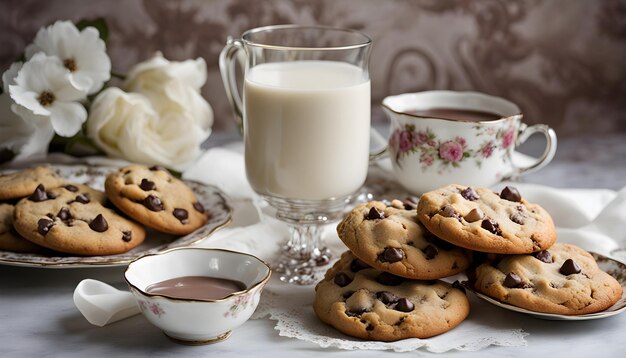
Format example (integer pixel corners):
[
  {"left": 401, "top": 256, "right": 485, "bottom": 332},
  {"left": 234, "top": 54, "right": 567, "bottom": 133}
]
[{"left": 76, "top": 18, "right": 109, "bottom": 42}]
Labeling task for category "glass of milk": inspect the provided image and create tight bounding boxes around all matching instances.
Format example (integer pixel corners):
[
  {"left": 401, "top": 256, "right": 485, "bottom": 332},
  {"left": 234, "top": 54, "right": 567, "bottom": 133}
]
[{"left": 220, "top": 25, "right": 372, "bottom": 284}]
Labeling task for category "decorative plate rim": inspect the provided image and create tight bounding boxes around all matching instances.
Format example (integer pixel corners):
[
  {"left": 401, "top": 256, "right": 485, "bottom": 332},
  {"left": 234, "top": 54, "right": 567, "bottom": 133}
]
[
  {"left": 464, "top": 252, "right": 626, "bottom": 321},
  {"left": 0, "top": 164, "right": 233, "bottom": 268}
]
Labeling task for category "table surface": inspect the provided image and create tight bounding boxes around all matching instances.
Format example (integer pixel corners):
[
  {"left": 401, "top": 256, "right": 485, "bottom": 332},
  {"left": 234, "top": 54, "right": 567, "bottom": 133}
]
[{"left": 2, "top": 134, "right": 625, "bottom": 358}]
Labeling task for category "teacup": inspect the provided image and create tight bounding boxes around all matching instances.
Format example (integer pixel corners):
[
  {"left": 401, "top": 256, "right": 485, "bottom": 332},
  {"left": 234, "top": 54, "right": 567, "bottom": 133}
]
[
  {"left": 381, "top": 91, "right": 557, "bottom": 194},
  {"left": 124, "top": 248, "right": 271, "bottom": 344}
]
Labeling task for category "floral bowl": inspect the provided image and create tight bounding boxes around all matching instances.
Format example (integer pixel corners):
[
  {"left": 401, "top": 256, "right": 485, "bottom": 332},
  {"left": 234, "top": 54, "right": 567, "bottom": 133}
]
[{"left": 124, "top": 248, "right": 271, "bottom": 344}]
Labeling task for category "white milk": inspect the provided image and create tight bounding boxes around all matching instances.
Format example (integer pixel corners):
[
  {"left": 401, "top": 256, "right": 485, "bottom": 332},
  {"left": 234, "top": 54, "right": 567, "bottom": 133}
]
[{"left": 244, "top": 61, "right": 370, "bottom": 200}]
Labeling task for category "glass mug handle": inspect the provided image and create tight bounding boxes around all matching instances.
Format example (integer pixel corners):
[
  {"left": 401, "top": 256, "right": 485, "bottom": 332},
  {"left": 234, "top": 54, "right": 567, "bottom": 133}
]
[
  {"left": 509, "top": 123, "right": 557, "bottom": 178},
  {"left": 219, "top": 37, "right": 246, "bottom": 134}
]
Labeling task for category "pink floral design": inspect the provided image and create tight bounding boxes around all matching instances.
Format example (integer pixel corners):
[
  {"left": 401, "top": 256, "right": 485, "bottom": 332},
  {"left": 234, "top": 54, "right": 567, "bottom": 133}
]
[
  {"left": 414, "top": 131, "right": 428, "bottom": 145},
  {"left": 480, "top": 141, "right": 495, "bottom": 158},
  {"left": 139, "top": 300, "right": 165, "bottom": 318},
  {"left": 419, "top": 153, "right": 433, "bottom": 166},
  {"left": 390, "top": 118, "right": 518, "bottom": 171},
  {"left": 439, "top": 141, "right": 464, "bottom": 162},
  {"left": 502, "top": 128, "right": 515, "bottom": 148},
  {"left": 399, "top": 131, "right": 413, "bottom": 152},
  {"left": 224, "top": 293, "right": 252, "bottom": 318}
]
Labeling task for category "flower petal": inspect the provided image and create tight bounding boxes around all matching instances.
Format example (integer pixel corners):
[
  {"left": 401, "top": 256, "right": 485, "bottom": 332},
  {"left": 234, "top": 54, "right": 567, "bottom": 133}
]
[
  {"left": 9, "top": 84, "right": 49, "bottom": 116},
  {"left": 25, "top": 21, "right": 80, "bottom": 60},
  {"left": 2, "top": 62, "right": 23, "bottom": 93},
  {"left": 48, "top": 101, "right": 87, "bottom": 137}
]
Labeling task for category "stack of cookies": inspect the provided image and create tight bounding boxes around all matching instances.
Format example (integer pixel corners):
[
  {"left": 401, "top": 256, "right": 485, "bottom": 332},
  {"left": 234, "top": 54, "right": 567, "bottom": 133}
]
[
  {"left": 314, "top": 184, "right": 623, "bottom": 342},
  {"left": 0, "top": 165, "right": 210, "bottom": 256},
  {"left": 314, "top": 199, "right": 472, "bottom": 341}
]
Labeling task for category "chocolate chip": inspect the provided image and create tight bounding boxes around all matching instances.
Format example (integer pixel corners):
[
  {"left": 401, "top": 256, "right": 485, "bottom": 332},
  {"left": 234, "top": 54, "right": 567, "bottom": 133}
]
[
  {"left": 73, "top": 194, "right": 90, "bottom": 204},
  {"left": 37, "top": 218, "right": 55, "bottom": 236},
  {"left": 481, "top": 218, "right": 501, "bottom": 235},
  {"left": 28, "top": 184, "right": 48, "bottom": 202},
  {"left": 122, "top": 231, "right": 132, "bottom": 242},
  {"left": 559, "top": 259, "right": 581, "bottom": 275},
  {"left": 503, "top": 272, "right": 524, "bottom": 288},
  {"left": 403, "top": 197, "right": 419, "bottom": 210},
  {"left": 347, "top": 308, "right": 367, "bottom": 316},
  {"left": 64, "top": 184, "right": 78, "bottom": 192},
  {"left": 173, "top": 208, "right": 189, "bottom": 223},
  {"left": 439, "top": 204, "right": 458, "bottom": 218},
  {"left": 381, "top": 248, "right": 404, "bottom": 263},
  {"left": 376, "top": 291, "right": 398, "bottom": 304},
  {"left": 460, "top": 187, "right": 479, "bottom": 201},
  {"left": 46, "top": 213, "right": 54, "bottom": 219},
  {"left": 143, "top": 195, "right": 164, "bottom": 211},
  {"left": 46, "top": 191, "right": 57, "bottom": 199},
  {"left": 342, "top": 291, "right": 355, "bottom": 299},
  {"left": 464, "top": 208, "right": 484, "bottom": 222},
  {"left": 193, "top": 202, "right": 205, "bottom": 213},
  {"left": 510, "top": 212, "right": 525, "bottom": 225},
  {"left": 376, "top": 272, "right": 403, "bottom": 286},
  {"left": 149, "top": 165, "right": 167, "bottom": 172},
  {"left": 334, "top": 272, "right": 352, "bottom": 287},
  {"left": 57, "top": 207, "right": 72, "bottom": 222},
  {"left": 350, "top": 258, "right": 370, "bottom": 272},
  {"left": 422, "top": 244, "right": 439, "bottom": 260},
  {"left": 534, "top": 250, "right": 552, "bottom": 263},
  {"left": 394, "top": 298, "right": 414, "bottom": 312},
  {"left": 452, "top": 280, "right": 466, "bottom": 294},
  {"left": 88, "top": 214, "right": 109, "bottom": 232},
  {"left": 139, "top": 178, "right": 156, "bottom": 191},
  {"left": 366, "top": 206, "right": 384, "bottom": 220},
  {"left": 500, "top": 186, "right": 521, "bottom": 202}
]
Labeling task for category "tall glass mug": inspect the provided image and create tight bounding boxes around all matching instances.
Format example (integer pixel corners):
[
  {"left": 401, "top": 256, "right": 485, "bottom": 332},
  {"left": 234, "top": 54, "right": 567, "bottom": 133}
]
[{"left": 220, "top": 25, "right": 372, "bottom": 284}]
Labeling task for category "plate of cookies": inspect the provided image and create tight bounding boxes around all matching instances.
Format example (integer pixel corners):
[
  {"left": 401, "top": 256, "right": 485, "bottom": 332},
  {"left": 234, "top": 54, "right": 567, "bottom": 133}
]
[
  {"left": 0, "top": 164, "right": 232, "bottom": 268},
  {"left": 313, "top": 184, "right": 625, "bottom": 342},
  {"left": 465, "top": 250, "right": 626, "bottom": 321}
]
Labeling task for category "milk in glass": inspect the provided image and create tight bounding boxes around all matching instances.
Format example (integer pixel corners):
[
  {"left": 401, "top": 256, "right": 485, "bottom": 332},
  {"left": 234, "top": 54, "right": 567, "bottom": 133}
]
[{"left": 244, "top": 61, "right": 370, "bottom": 200}]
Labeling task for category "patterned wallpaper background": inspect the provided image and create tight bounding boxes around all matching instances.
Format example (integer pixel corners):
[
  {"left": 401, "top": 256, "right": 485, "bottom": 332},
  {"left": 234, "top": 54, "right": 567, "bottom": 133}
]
[{"left": 1, "top": 0, "right": 625, "bottom": 136}]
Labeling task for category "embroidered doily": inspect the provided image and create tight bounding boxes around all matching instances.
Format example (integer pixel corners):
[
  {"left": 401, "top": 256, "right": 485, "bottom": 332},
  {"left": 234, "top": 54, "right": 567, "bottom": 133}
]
[{"left": 251, "top": 280, "right": 528, "bottom": 353}]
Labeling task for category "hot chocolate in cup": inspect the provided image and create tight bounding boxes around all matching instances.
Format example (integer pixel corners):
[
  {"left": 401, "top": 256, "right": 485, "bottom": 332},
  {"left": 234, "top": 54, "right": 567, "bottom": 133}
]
[{"left": 380, "top": 91, "right": 557, "bottom": 194}]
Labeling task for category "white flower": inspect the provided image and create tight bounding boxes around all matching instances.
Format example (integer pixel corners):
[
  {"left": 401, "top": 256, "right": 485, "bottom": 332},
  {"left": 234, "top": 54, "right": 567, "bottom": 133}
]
[
  {"left": 86, "top": 88, "right": 207, "bottom": 171},
  {"left": 25, "top": 20, "right": 111, "bottom": 94},
  {"left": 124, "top": 52, "right": 213, "bottom": 132},
  {"left": 1, "top": 62, "right": 55, "bottom": 160},
  {"left": 9, "top": 53, "right": 88, "bottom": 137}
]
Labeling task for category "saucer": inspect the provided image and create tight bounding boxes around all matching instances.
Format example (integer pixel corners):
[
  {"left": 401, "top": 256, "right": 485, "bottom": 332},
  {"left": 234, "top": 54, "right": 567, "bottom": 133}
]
[
  {"left": 0, "top": 164, "right": 232, "bottom": 268},
  {"left": 466, "top": 252, "right": 626, "bottom": 321}
]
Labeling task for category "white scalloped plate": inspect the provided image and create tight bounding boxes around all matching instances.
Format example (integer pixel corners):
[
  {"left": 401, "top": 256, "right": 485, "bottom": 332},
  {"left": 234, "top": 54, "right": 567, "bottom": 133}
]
[
  {"left": 0, "top": 165, "right": 232, "bottom": 268},
  {"left": 468, "top": 252, "right": 626, "bottom": 320}
]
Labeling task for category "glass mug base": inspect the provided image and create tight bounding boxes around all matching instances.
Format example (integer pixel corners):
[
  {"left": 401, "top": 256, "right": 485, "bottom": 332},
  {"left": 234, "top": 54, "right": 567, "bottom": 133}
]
[{"left": 262, "top": 194, "right": 354, "bottom": 285}]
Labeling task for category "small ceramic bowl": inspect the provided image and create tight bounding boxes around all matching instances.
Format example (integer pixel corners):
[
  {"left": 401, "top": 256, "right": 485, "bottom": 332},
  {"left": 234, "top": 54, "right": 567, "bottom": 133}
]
[{"left": 124, "top": 248, "right": 271, "bottom": 344}]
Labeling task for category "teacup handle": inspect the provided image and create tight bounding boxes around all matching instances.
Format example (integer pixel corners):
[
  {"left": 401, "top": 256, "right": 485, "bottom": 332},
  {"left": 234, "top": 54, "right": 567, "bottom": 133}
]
[
  {"left": 509, "top": 123, "right": 557, "bottom": 178},
  {"left": 219, "top": 37, "right": 246, "bottom": 134}
]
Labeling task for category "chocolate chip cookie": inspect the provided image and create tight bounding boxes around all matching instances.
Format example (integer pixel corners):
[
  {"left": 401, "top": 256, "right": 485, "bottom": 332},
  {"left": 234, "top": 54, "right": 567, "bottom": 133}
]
[
  {"left": 0, "top": 203, "right": 44, "bottom": 253},
  {"left": 337, "top": 201, "right": 472, "bottom": 279},
  {"left": 13, "top": 184, "right": 145, "bottom": 255},
  {"left": 314, "top": 251, "right": 470, "bottom": 341},
  {"left": 472, "top": 243, "right": 623, "bottom": 315},
  {"left": 417, "top": 185, "right": 557, "bottom": 254},
  {"left": 105, "top": 165, "right": 209, "bottom": 235},
  {"left": 0, "top": 166, "right": 64, "bottom": 200}
]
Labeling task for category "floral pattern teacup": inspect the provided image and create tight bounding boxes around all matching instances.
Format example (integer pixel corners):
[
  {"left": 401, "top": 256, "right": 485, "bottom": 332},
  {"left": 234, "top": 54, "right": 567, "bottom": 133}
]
[{"left": 381, "top": 91, "right": 557, "bottom": 194}]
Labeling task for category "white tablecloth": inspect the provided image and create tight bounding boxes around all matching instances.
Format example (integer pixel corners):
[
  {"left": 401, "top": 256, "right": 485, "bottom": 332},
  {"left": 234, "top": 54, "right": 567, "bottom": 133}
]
[{"left": 1, "top": 145, "right": 626, "bottom": 357}]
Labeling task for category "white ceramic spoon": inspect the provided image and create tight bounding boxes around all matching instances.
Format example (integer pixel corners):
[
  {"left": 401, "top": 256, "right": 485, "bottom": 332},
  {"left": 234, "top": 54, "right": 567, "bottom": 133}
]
[{"left": 73, "top": 279, "right": 140, "bottom": 327}]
